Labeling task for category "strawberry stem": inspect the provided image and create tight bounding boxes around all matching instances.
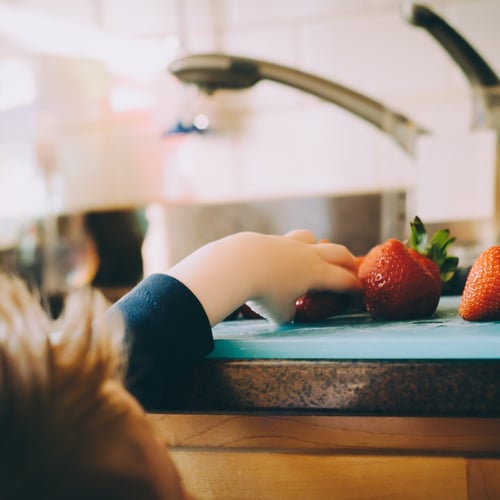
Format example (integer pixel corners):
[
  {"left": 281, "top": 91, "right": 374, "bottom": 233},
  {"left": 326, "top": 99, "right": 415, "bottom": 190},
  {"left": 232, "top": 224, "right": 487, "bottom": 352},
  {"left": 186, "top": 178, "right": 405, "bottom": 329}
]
[{"left": 409, "top": 216, "right": 458, "bottom": 283}]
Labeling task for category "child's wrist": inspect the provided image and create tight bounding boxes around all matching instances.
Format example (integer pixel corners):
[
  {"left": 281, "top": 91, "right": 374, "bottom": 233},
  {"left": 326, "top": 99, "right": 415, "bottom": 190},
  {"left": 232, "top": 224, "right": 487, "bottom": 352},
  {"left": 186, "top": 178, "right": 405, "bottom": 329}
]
[{"left": 228, "top": 232, "right": 270, "bottom": 300}]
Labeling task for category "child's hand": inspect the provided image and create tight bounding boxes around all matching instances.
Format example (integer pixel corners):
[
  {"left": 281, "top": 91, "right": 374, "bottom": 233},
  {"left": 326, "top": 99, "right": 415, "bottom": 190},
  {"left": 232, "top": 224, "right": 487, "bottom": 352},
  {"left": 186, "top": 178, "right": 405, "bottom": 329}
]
[{"left": 167, "top": 230, "right": 361, "bottom": 325}]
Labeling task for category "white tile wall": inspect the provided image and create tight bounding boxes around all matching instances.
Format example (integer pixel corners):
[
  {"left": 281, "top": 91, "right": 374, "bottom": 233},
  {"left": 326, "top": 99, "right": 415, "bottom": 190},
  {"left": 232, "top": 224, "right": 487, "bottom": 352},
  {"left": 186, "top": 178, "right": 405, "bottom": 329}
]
[
  {"left": 98, "top": 0, "right": 180, "bottom": 35},
  {"left": 223, "top": 0, "right": 366, "bottom": 26},
  {"left": 298, "top": 10, "right": 451, "bottom": 101},
  {"left": 181, "top": 0, "right": 219, "bottom": 33}
]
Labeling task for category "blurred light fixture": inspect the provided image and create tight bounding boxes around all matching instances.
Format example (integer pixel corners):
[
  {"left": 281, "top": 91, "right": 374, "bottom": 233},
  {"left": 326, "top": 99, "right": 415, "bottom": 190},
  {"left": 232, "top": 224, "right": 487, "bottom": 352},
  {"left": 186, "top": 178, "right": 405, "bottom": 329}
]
[
  {"left": 0, "top": 4, "right": 179, "bottom": 82},
  {"left": 193, "top": 113, "right": 210, "bottom": 130},
  {"left": 165, "top": 114, "right": 210, "bottom": 136}
]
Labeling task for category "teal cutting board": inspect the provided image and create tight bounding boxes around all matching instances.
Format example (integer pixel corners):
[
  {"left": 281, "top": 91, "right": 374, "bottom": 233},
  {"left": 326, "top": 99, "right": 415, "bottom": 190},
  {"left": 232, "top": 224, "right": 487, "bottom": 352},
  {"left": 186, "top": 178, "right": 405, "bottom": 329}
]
[{"left": 209, "top": 297, "right": 500, "bottom": 360}]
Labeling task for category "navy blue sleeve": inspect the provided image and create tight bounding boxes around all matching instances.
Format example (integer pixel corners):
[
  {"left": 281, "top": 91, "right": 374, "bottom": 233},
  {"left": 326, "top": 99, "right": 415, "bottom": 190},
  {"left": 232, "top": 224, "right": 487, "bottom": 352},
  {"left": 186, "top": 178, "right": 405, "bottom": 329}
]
[{"left": 109, "top": 274, "right": 214, "bottom": 410}]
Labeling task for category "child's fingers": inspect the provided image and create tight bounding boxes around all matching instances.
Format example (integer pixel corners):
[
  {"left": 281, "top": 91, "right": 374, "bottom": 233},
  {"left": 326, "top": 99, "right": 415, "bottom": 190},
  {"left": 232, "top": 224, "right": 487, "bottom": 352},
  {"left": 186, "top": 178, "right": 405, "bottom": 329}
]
[
  {"left": 315, "top": 242, "right": 358, "bottom": 272},
  {"left": 320, "top": 264, "right": 362, "bottom": 291},
  {"left": 284, "top": 229, "right": 317, "bottom": 244}
]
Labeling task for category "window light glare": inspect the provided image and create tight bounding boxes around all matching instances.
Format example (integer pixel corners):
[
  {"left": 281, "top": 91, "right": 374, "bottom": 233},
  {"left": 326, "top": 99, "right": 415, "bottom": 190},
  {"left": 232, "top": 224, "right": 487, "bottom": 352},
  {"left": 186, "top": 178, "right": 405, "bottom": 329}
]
[
  {"left": 0, "top": 58, "right": 37, "bottom": 111},
  {"left": 0, "top": 5, "right": 179, "bottom": 82},
  {"left": 110, "top": 85, "right": 155, "bottom": 112}
]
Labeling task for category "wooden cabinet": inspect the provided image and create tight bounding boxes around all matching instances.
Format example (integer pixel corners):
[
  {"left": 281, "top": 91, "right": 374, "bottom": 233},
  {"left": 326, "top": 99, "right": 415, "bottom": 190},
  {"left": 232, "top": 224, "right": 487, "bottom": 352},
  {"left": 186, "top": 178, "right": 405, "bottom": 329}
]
[{"left": 150, "top": 414, "right": 500, "bottom": 499}]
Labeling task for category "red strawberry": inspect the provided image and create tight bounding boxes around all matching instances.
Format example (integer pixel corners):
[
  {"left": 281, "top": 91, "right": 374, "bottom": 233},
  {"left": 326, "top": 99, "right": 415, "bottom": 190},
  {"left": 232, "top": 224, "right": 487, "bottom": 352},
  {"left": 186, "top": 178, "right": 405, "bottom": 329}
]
[
  {"left": 357, "top": 243, "right": 383, "bottom": 281},
  {"left": 237, "top": 292, "right": 350, "bottom": 323},
  {"left": 361, "top": 216, "right": 458, "bottom": 320},
  {"left": 407, "top": 248, "right": 440, "bottom": 284},
  {"left": 294, "top": 291, "right": 349, "bottom": 323},
  {"left": 459, "top": 246, "right": 500, "bottom": 321}
]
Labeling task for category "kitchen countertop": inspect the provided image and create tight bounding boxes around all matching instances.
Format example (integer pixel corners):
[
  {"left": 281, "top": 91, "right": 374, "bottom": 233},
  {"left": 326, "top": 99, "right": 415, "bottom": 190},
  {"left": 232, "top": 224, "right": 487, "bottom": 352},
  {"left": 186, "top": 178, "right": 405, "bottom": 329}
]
[{"left": 158, "top": 297, "right": 500, "bottom": 416}]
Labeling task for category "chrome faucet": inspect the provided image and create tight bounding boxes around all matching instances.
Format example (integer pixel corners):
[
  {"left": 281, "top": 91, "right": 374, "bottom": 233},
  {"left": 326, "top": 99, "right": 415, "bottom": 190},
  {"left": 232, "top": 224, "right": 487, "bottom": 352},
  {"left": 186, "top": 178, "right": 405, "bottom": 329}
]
[
  {"left": 402, "top": 2, "right": 500, "bottom": 130},
  {"left": 402, "top": 2, "right": 499, "bottom": 88},
  {"left": 169, "top": 53, "right": 426, "bottom": 155}
]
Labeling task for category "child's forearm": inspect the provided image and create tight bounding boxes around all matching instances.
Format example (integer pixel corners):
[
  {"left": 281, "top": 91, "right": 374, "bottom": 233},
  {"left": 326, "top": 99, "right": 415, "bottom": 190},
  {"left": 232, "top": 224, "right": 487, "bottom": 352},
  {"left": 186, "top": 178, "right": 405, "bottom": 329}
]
[{"left": 167, "top": 232, "right": 262, "bottom": 325}]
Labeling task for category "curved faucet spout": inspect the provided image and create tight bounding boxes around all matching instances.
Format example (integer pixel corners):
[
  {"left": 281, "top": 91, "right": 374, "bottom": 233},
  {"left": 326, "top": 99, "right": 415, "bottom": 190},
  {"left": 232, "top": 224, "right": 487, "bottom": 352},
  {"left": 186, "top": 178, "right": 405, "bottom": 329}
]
[
  {"left": 402, "top": 2, "right": 500, "bottom": 88},
  {"left": 169, "top": 53, "right": 426, "bottom": 155},
  {"left": 403, "top": 2, "right": 500, "bottom": 130}
]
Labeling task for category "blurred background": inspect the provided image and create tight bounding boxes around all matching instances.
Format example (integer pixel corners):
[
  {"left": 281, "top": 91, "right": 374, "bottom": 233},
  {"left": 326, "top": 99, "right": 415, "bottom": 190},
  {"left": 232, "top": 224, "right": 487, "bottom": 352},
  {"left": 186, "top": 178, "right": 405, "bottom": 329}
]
[{"left": 0, "top": 0, "right": 498, "bottom": 303}]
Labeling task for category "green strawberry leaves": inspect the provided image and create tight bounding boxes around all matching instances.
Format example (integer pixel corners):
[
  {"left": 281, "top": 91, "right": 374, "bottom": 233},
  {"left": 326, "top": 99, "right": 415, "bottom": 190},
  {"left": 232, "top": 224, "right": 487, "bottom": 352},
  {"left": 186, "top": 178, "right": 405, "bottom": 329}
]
[
  {"left": 409, "top": 216, "right": 428, "bottom": 252},
  {"left": 409, "top": 216, "right": 459, "bottom": 283},
  {"left": 440, "top": 256, "right": 459, "bottom": 282}
]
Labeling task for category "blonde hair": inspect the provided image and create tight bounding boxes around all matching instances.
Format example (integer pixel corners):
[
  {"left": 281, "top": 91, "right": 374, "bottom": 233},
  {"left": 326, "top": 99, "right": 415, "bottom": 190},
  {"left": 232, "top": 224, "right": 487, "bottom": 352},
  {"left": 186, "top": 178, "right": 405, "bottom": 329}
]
[{"left": 0, "top": 275, "right": 148, "bottom": 499}]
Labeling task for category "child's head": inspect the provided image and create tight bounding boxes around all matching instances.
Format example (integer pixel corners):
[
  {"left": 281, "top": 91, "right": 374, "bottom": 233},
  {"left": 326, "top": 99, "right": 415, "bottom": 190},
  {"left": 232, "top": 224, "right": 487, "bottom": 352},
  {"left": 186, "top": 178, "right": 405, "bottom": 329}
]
[{"left": 0, "top": 276, "right": 193, "bottom": 500}]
